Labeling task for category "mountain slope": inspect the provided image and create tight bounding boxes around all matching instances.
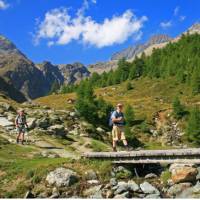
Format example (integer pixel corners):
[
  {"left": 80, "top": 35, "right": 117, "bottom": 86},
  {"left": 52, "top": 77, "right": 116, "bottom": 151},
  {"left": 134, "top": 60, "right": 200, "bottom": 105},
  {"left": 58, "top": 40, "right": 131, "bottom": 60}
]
[
  {"left": 0, "top": 35, "right": 49, "bottom": 100},
  {"left": 0, "top": 77, "right": 26, "bottom": 102},
  {"left": 0, "top": 35, "right": 90, "bottom": 101},
  {"left": 111, "top": 34, "right": 172, "bottom": 61},
  {"left": 88, "top": 23, "right": 200, "bottom": 74},
  {"left": 88, "top": 34, "right": 172, "bottom": 74}
]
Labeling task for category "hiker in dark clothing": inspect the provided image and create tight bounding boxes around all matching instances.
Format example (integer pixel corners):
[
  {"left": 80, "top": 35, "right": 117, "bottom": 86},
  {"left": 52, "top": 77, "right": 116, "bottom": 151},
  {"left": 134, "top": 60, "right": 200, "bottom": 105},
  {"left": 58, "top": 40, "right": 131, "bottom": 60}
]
[{"left": 15, "top": 109, "right": 28, "bottom": 145}]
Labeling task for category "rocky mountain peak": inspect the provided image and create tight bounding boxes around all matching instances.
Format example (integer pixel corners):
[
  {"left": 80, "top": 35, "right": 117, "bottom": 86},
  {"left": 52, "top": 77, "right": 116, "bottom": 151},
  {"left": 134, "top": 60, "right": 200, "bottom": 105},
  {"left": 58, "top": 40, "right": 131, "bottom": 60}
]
[
  {"left": 188, "top": 23, "right": 200, "bottom": 34},
  {"left": 0, "top": 35, "right": 23, "bottom": 56},
  {"left": 147, "top": 34, "right": 172, "bottom": 46}
]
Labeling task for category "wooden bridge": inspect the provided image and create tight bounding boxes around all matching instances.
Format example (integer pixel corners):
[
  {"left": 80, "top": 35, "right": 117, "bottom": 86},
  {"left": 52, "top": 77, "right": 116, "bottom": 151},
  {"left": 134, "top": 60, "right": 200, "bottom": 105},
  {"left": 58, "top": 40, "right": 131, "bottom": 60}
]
[{"left": 83, "top": 148, "right": 200, "bottom": 164}]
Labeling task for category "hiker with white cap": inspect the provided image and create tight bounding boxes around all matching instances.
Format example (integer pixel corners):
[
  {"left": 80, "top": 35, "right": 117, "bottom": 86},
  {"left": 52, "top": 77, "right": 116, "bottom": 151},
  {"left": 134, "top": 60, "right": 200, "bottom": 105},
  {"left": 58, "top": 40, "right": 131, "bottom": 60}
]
[
  {"left": 15, "top": 109, "right": 28, "bottom": 144},
  {"left": 110, "top": 103, "right": 129, "bottom": 152}
]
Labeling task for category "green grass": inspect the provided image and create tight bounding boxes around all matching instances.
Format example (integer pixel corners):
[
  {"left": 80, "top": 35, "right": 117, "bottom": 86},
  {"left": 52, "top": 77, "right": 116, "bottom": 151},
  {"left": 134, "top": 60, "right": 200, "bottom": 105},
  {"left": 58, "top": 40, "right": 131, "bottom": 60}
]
[
  {"left": 0, "top": 134, "right": 112, "bottom": 197},
  {"left": 160, "top": 169, "right": 171, "bottom": 186},
  {"left": 90, "top": 139, "right": 110, "bottom": 152}
]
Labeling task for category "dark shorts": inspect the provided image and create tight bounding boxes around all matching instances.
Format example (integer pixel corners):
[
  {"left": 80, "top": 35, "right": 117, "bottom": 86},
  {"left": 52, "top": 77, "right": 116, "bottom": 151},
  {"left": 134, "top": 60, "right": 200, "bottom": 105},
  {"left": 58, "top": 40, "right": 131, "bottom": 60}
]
[{"left": 17, "top": 126, "right": 26, "bottom": 133}]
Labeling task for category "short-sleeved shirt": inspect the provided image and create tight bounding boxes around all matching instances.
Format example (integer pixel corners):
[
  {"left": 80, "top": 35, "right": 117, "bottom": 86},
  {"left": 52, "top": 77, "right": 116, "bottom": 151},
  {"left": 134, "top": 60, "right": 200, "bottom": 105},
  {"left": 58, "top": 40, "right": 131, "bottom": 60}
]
[
  {"left": 15, "top": 114, "right": 27, "bottom": 126},
  {"left": 111, "top": 110, "right": 125, "bottom": 126}
]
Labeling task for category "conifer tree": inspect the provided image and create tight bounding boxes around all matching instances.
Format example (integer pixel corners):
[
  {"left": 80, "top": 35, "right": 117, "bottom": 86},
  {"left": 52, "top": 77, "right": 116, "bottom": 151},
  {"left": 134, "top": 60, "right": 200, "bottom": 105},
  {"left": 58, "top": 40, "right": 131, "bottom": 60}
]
[
  {"left": 172, "top": 96, "right": 185, "bottom": 119},
  {"left": 187, "top": 106, "right": 200, "bottom": 143}
]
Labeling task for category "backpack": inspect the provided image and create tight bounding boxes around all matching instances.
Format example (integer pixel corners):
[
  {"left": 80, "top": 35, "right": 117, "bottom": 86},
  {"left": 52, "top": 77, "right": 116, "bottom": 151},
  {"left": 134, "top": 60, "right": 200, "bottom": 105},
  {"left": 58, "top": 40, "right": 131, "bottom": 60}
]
[{"left": 108, "top": 111, "right": 114, "bottom": 127}]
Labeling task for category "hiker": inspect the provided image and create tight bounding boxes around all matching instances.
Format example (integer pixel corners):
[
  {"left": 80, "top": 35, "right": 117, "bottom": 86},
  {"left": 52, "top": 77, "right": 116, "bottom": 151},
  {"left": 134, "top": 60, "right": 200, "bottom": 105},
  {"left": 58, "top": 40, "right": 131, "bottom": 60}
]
[
  {"left": 111, "top": 103, "right": 129, "bottom": 152},
  {"left": 15, "top": 109, "right": 28, "bottom": 145}
]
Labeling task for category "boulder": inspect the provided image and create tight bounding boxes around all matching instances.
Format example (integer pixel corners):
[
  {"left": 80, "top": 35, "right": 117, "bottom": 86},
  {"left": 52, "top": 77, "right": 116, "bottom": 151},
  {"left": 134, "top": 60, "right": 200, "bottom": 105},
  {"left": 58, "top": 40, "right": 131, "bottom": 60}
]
[
  {"left": 69, "top": 112, "right": 76, "bottom": 117},
  {"left": 145, "top": 193, "right": 160, "bottom": 198},
  {"left": 83, "top": 185, "right": 102, "bottom": 197},
  {"left": 24, "top": 190, "right": 35, "bottom": 198},
  {"left": 27, "top": 117, "right": 37, "bottom": 129},
  {"left": 0, "top": 102, "right": 15, "bottom": 112},
  {"left": 46, "top": 168, "right": 78, "bottom": 187},
  {"left": 36, "top": 118, "right": 50, "bottom": 129},
  {"left": 49, "top": 114, "right": 62, "bottom": 124},
  {"left": 127, "top": 180, "right": 139, "bottom": 192},
  {"left": 110, "top": 178, "right": 118, "bottom": 187},
  {"left": 48, "top": 125, "right": 65, "bottom": 136},
  {"left": 106, "top": 190, "right": 114, "bottom": 198},
  {"left": 87, "top": 180, "right": 100, "bottom": 185},
  {"left": 140, "top": 181, "right": 160, "bottom": 194},
  {"left": 96, "top": 127, "right": 105, "bottom": 134},
  {"left": 114, "top": 181, "right": 129, "bottom": 195},
  {"left": 145, "top": 173, "right": 158, "bottom": 179},
  {"left": 196, "top": 167, "right": 200, "bottom": 180},
  {"left": 169, "top": 164, "right": 198, "bottom": 184},
  {"left": 69, "top": 128, "right": 80, "bottom": 136},
  {"left": 114, "top": 191, "right": 129, "bottom": 199},
  {"left": 85, "top": 169, "right": 98, "bottom": 180},
  {"left": 167, "top": 182, "right": 192, "bottom": 197}
]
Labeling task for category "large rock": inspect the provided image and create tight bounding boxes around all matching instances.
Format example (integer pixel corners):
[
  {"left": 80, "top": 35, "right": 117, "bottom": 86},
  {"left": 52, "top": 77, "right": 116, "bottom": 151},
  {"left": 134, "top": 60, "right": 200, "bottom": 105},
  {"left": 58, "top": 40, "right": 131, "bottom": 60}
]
[
  {"left": 0, "top": 102, "right": 15, "bottom": 112},
  {"left": 46, "top": 168, "right": 78, "bottom": 187},
  {"left": 84, "top": 170, "right": 98, "bottom": 180},
  {"left": 48, "top": 125, "right": 65, "bottom": 136},
  {"left": 140, "top": 181, "right": 160, "bottom": 195},
  {"left": 177, "top": 181, "right": 200, "bottom": 198},
  {"left": 36, "top": 117, "right": 50, "bottom": 129},
  {"left": 83, "top": 185, "right": 102, "bottom": 198},
  {"left": 127, "top": 180, "right": 139, "bottom": 192},
  {"left": 167, "top": 182, "right": 192, "bottom": 197},
  {"left": 27, "top": 117, "right": 37, "bottom": 129},
  {"left": 114, "top": 181, "right": 129, "bottom": 195},
  {"left": 169, "top": 164, "right": 198, "bottom": 184},
  {"left": 114, "top": 191, "right": 129, "bottom": 199}
]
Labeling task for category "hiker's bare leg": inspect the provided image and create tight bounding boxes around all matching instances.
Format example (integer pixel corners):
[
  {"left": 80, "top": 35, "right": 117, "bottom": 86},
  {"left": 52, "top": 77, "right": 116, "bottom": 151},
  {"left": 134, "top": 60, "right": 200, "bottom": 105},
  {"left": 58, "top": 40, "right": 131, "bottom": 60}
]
[
  {"left": 112, "top": 140, "right": 117, "bottom": 151},
  {"left": 122, "top": 139, "right": 128, "bottom": 146},
  {"left": 16, "top": 132, "right": 20, "bottom": 143},
  {"left": 21, "top": 133, "right": 25, "bottom": 144}
]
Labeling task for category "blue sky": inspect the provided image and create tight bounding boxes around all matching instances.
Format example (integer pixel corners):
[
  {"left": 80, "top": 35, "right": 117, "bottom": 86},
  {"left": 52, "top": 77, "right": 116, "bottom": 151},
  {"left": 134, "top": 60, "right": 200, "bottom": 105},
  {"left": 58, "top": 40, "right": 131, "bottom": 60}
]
[{"left": 0, "top": 0, "right": 199, "bottom": 65}]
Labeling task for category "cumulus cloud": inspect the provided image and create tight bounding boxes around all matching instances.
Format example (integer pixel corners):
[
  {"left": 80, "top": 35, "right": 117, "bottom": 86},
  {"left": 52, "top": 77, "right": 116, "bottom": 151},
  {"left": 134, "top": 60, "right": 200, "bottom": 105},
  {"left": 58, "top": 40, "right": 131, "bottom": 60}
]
[
  {"left": 34, "top": 1, "right": 147, "bottom": 48},
  {"left": 0, "top": 0, "right": 9, "bottom": 10},
  {"left": 160, "top": 21, "right": 172, "bottom": 29}
]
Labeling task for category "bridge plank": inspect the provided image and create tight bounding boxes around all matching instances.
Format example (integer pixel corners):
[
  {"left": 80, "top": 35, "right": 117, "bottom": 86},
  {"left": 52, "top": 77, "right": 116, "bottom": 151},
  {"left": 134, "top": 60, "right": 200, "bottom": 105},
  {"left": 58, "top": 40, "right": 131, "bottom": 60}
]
[
  {"left": 113, "top": 159, "right": 200, "bottom": 164},
  {"left": 83, "top": 148, "right": 200, "bottom": 158}
]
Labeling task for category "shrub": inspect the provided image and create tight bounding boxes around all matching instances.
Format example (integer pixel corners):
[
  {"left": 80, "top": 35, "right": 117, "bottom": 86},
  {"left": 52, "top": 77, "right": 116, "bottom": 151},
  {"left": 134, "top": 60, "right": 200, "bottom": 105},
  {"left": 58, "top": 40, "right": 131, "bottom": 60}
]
[
  {"left": 126, "top": 82, "right": 133, "bottom": 90},
  {"left": 172, "top": 96, "right": 186, "bottom": 119}
]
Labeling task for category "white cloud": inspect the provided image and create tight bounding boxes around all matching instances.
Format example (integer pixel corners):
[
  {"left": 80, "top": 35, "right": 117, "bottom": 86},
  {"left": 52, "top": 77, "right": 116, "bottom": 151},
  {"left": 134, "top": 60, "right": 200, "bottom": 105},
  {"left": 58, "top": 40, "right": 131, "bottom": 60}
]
[
  {"left": 0, "top": 0, "right": 9, "bottom": 10},
  {"left": 34, "top": 1, "right": 147, "bottom": 48},
  {"left": 173, "top": 6, "right": 179, "bottom": 16},
  {"left": 160, "top": 21, "right": 172, "bottom": 29},
  {"left": 91, "top": 0, "right": 97, "bottom": 3},
  {"left": 179, "top": 15, "right": 186, "bottom": 22}
]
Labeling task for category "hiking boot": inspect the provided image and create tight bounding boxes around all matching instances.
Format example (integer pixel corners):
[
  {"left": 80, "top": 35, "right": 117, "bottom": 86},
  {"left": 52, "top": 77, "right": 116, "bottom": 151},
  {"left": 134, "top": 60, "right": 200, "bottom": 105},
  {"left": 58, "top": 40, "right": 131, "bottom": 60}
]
[
  {"left": 125, "top": 145, "right": 132, "bottom": 151},
  {"left": 16, "top": 139, "right": 19, "bottom": 144},
  {"left": 21, "top": 140, "right": 25, "bottom": 145},
  {"left": 112, "top": 147, "right": 117, "bottom": 152}
]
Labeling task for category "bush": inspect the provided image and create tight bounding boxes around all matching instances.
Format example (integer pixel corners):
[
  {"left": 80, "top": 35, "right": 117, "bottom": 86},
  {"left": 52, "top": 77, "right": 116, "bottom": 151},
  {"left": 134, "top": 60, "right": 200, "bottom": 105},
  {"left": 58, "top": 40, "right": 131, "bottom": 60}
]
[
  {"left": 26, "top": 169, "right": 35, "bottom": 179},
  {"left": 75, "top": 81, "right": 113, "bottom": 126},
  {"left": 140, "top": 121, "right": 150, "bottom": 133},
  {"left": 32, "top": 175, "right": 42, "bottom": 184},
  {"left": 172, "top": 96, "right": 186, "bottom": 119},
  {"left": 124, "top": 104, "right": 135, "bottom": 126},
  {"left": 126, "top": 82, "right": 133, "bottom": 90},
  {"left": 187, "top": 106, "right": 200, "bottom": 144}
]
